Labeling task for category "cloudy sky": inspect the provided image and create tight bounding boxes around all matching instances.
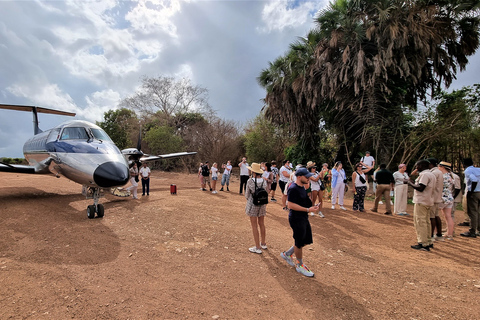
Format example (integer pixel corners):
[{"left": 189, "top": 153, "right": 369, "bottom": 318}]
[{"left": 0, "top": 0, "right": 479, "bottom": 158}]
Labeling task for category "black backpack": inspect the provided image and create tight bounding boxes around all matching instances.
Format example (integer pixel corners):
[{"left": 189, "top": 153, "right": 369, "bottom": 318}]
[
  {"left": 201, "top": 165, "right": 210, "bottom": 176},
  {"left": 253, "top": 179, "right": 269, "bottom": 206}
]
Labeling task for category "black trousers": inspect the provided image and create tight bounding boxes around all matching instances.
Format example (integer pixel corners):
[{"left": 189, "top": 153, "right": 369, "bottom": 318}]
[
  {"left": 142, "top": 178, "right": 150, "bottom": 195},
  {"left": 239, "top": 175, "right": 249, "bottom": 193}
]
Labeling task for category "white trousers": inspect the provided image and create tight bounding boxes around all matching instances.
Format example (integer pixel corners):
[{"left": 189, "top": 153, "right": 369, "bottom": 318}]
[
  {"left": 331, "top": 182, "right": 345, "bottom": 205},
  {"left": 394, "top": 184, "right": 408, "bottom": 214},
  {"left": 126, "top": 177, "right": 138, "bottom": 198}
]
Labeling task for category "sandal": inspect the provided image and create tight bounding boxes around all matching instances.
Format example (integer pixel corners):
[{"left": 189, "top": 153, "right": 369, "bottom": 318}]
[{"left": 249, "top": 246, "right": 262, "bottom": 254}]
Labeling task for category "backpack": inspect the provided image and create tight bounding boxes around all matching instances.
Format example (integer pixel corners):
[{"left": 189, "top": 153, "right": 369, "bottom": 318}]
[
  {"left": 201, "top": 165, "right": 210, "bottom": 176},
  {"left": 253, "top": 179, "right": 269, "bottom": 206}
]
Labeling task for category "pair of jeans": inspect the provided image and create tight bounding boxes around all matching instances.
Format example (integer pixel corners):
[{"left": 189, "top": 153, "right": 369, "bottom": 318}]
[{"left": 221, "top": 174, "right": 230, "bottom": 186}]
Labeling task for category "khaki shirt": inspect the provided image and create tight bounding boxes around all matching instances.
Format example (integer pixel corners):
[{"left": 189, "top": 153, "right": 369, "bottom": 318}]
[
  {"left": 413, "top": 170, "right": 436, "bottom": 206},
  {"left": 430, "top": 167, "right": 443, "bottom": 204}
]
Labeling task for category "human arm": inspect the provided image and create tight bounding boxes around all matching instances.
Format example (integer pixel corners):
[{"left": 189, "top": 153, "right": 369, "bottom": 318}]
[
  {"left": 407, "top": 180, "right": 427, "bottom": 192},
  {"left": 361, "top": 165, "right": 372, "bottom": 173},
  {"left": 287, "top": 201, "right": 320, "bottom": 214}
]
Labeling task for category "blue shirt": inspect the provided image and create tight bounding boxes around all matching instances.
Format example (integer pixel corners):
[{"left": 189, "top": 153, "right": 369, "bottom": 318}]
[
  {"left": 331, "top": 168, "right": 346, "bottom": 188},
  {"left": 464, "top": 166, "right": 480, "bottom": 192}
]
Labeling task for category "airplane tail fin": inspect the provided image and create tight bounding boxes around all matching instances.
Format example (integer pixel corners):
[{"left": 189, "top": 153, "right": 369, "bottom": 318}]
[{"left": 0, "top": 104, "right": 76, "bottom": 135}]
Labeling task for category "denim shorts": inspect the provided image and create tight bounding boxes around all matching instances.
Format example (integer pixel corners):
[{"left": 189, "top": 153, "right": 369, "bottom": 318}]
[{"left": 212, "top": 176, "right": 218, "bottom": 181}]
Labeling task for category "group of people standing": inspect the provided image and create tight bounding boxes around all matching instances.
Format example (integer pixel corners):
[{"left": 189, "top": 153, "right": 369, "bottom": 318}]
[{"left": 124, "top": 161, "right": 151, "bottom": 199}]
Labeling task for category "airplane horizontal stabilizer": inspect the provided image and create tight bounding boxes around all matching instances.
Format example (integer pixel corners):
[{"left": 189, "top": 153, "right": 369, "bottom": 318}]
[
  {"left": 140, "top": 152, "right": 197, "bottom": 162},
  {"left": 0, "top": 163, "right": 36, "bottom": 174},
  {"left": 0, "top": 104, "right": 76, "bottom": 117}
]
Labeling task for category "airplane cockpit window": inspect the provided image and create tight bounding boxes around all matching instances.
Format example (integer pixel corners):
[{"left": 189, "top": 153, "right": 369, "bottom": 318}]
[
  {"left": 91, "top": 128, "right": 112, "bottom": 141},
  {"left": 60, "top": 127, "right": 89, "bottom": 140}
]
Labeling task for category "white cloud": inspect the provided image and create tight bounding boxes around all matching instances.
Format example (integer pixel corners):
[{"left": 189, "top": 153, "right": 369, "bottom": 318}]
[
  {"left": 80, "top": 89, "right": 122, "bottom": 122},
  {"left": 125, "top": 0, "right": 183, "bottom": 37},
  {"left": 258, "top": 0, "right": 324, "bottom": 33},
  {"left": 6, "top": 82, "right": 77, "bottom": 113}
]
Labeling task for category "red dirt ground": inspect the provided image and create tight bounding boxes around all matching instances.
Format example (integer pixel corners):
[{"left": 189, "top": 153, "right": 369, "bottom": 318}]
[{"left": 1, "top": 171, "right": 479, "bottom": 319}]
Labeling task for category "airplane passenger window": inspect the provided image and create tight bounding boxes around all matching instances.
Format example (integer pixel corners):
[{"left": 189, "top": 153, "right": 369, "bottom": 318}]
[
  {"left": 60, "top": 127, "right": 89, "bottom": 140},
  {"left": 91, "top": 128, "right": 112, "bottom": 141}
]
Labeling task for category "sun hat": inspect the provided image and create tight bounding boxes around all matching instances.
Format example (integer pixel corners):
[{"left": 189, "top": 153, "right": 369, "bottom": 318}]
[
  {"left": 439, "top": 161, "right": 452, "bottom": 170},
  {"left": 247, "top": 162, "right": 264, "bottom": 174},
  {"left": 295, "top": 167, "right": 314, "bottom": 178},
  {"left": 306, "top": 161, "right": 316, "bottom": 169}
]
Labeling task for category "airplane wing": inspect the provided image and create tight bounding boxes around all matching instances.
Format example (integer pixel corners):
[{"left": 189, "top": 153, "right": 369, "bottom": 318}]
[
  {"left": 0, "top": 104, "right": 76, "bottom": 117},
  {"left": 140, "top": 152, "right": 197, "bottom": 162},
  {"left": 0, "top": 163, "right": 36, "bottom": 174}
]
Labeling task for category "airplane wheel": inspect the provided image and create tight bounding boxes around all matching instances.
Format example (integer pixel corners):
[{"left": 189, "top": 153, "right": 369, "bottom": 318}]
[
  {"left": 96, "top": 204, "right": 105, "bottom": 218},
  {"left": 87, "top": 205, "right": 96, "bottom": 219}
]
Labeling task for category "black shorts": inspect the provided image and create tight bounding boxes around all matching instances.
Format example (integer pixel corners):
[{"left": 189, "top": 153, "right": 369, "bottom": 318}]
[
  {"left": 271, "top": 182, "right": 277, "bottom": 191},
  {"left": 364, "top": 168, "right": 374, "bottom": 176},
  {"left": 288, "top": 213, "right": 313, "bottom": 248},
  {"left": 279, "top": 180, "right": 287, "bottom": 193}
]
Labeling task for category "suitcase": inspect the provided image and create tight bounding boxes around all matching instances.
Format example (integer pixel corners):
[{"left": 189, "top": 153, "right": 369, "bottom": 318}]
[{"left": 170, "top": 184, "right": 177, "bottom": 195}]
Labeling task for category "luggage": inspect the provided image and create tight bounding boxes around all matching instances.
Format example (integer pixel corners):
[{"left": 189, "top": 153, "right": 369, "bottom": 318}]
[{"left": 170, "top": 184, "right": 177, "bottom": 195}]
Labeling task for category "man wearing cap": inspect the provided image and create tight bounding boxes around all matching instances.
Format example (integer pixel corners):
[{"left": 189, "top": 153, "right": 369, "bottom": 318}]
[
  {"left": 393, "top": 164, "right": 409, "bottom": 215},
  {"left": 427, "top": 158, "right": 444, "bottom": 241},
  {"left": 461, "top": 158, "right": 480, "bottom": 238},
  {"left": 371, "top": 164, "right": 395, "bottom": 215},
  {"left": 407, "top": 160, "right": 436, "bottom": 251},
  {"left": 280, "top": 167, "right": 320, "bottom": 277}
]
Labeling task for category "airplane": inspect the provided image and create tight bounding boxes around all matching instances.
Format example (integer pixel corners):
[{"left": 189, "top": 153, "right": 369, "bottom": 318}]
[{"left": 0, "top": 104, "right": 196, "bottom": 219}]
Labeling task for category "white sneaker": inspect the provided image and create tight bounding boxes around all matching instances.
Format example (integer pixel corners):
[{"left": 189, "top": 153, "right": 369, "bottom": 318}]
[
  {"left": 379, "top": 201, "right": 384, "bottom": 204},
  {"left": 309, "top": 212, "right": 315, "bottom": 216},
  {"left": 249, "top": 246, "right": 262, "bottom": 254},
  {"left": 318, "top": 211, "right": 324, "bottom": 218},
  {"left": 212, "top": 191, "right": 217, "bottom": 194},
  {"left": 331, "top": 205, "right": 335, "bottom": 210},
  {"left": 296, "top": 263, "right": 314, "bottom": 277},
  {"left": 340, "top": 206, "right": 346, "bottom": 210}
]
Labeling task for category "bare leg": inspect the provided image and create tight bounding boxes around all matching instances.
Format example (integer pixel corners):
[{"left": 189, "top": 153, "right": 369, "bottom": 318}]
[
  {"left": 249, "top": 217, "right": 260, "bottom": 248},
  {"left": 443, "top": 208, "right": 454, "bottom": 236},
  {"left": 294, "top": 246, "right": 303, "bottom": 264},
  {"left": 258, "top": 216, "right": 266, "bottom": 246}
]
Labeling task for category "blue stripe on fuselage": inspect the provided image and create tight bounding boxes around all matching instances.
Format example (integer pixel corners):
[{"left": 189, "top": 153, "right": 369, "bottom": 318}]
[{"left": 46, "top": 140, "right": 122, "bottom": 154}]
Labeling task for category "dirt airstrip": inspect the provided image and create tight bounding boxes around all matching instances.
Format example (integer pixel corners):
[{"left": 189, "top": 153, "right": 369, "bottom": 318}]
[{"left": 1, "top": 171, "right": 479, "bottom": 320}]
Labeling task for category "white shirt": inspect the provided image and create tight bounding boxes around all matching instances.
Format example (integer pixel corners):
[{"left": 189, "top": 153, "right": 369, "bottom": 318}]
[
  {"left": 139, "top": 166, "right": 151, "bottom": 178},
  {"left": 393, "top": 171, "right": 409, "bottom": 186},
  {"left": 239, "top": 162, "right": 249, "bottom": 176},
  {"left": 211, "top": 167, "right": 218, "bottom": 178},
  {"left": 361, "top": 155, "right": 375, "bottom": 167},
  {"left": 279, "top": 166, "right": 291, "bottom": 183},
  {"left": 223, "top": 164, "right": 232, "bottom": 175}
]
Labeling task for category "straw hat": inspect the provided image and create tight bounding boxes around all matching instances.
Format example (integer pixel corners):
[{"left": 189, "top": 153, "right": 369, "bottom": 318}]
[
  {"left": 306, "top": 161, "right": 316, "bottom": 169},
  {"left": 439, "top": 161, "right": 452, "bottom": 170},
  {"left": 247, "top": 162, "right": 264, "bottom": 174}
]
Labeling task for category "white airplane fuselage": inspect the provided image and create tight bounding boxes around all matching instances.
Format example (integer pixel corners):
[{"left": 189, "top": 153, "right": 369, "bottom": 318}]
[{"left": 23, "top": 120, "right": 130, "bottom": 188}]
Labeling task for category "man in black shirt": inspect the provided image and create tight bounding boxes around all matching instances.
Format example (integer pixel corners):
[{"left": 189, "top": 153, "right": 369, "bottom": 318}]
[
  {"left": 280, "top": 167, "right": 320, "bottom": 277},
  {"left": 371, "top": 164, "right": 395, "bottom": 215}
]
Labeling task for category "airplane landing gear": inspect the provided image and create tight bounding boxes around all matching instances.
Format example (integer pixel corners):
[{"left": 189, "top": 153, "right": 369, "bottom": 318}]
[{"left": 82, "top": 186, "right": 105, "bottom": 219}]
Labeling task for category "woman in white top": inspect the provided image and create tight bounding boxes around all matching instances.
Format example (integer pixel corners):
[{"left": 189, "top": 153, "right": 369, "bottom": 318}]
[
  {"left": 262, "top": 163, "right": 274, "bottom": 193},
  {"left": 352, "top": 162, "right": 372, "bottom": 211},
  {"left": 393, "top": 164, "right": 409, "bottom": 215},
  {"left": 211, "top": 163, "right": 219, "bottom": 194},
  {"left": 125, "top": 162, "right": 139, "bottom": 199},
  {"left": 438, "top": 162, "right": 455, "bottom": 240}
]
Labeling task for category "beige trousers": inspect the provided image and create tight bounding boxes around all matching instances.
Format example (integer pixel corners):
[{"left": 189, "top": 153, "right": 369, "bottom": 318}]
[
  {"left": 373, "top": 184, "right": 392, "bottom": 213},
  {"left": 414, "top": 203, "right": 432, "bottom": 246}
]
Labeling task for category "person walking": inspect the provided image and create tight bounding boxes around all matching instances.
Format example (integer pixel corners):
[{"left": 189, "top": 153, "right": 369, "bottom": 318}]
[
  {"left": 219, "top": 160, "right": 232, "bottom": 192},
  {"left": 331, "top": 161, "right": 346, "bottom": 210},
  {"left": 211, "top": 162, "right": 219, "bottom": 194},
  {"left": 139, "top": 162, "right": 151, "bottom": 196},
  {"left": 393, "top": 164, "right": 409, "bottom": 215},
  {"left": 280, "top": 167, "right": 320, "bottom": 277},
  {"left": 125, "top": 162, "right": 139, "bottom": 199},
  {"left": 371, "top": 164, "right": 395, "bottom": 215},
  {"left": 270, "top": 160, "right": 279, "bottom": 202},
  {"left": 352, "top": 163, "right": 373, "bottom": 212},
  {"left": 438, "top": 161, "right": 455, "bottom": 240},
  {"left": 245, "top": 163, "right": 268, "bottom": 254},
  {"left": 460, "top": 158, "right": 480, "bottom": 238},
  {"left": 239, "top": 157, "right": 250, "bottom": 195},
  {"left": 407, "top": 160, "right": 436, "bottom": 251}
]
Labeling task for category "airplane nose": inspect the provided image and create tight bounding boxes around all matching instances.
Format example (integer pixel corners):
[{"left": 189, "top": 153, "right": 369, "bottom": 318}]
[{"left": 94, "top": 162, "right": 130, "bottom": 188}]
